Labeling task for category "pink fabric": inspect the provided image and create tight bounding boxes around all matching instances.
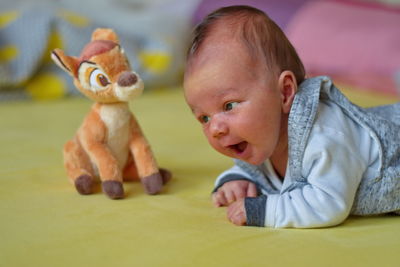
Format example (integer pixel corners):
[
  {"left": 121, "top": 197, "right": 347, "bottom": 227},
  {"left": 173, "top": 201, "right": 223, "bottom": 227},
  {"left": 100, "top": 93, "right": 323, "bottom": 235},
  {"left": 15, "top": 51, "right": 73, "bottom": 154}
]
[{"left": 286, "top": 0, "right": 400, "bottom": 94}]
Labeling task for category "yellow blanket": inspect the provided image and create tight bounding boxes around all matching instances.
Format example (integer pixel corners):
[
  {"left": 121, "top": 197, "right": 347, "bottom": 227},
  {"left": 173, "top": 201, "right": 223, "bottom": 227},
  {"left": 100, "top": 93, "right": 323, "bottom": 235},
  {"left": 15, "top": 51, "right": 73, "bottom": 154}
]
[{"left": 1, "top": 87, "right": 399, "bottom": 267}]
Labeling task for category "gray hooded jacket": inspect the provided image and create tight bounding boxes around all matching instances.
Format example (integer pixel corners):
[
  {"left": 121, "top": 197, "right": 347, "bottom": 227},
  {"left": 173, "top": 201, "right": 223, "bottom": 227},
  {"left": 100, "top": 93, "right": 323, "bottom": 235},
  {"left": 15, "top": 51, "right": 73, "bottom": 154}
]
[{"left": 215, "top": 76, "right": 400, "bottom": 226}]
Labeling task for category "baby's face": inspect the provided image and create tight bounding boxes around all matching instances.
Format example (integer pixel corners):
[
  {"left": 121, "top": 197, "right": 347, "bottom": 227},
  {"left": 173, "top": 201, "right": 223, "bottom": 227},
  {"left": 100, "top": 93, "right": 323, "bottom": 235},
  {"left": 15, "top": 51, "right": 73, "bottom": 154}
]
[{"left": 184, "top": 39, "right": 287, "bottom": 165}]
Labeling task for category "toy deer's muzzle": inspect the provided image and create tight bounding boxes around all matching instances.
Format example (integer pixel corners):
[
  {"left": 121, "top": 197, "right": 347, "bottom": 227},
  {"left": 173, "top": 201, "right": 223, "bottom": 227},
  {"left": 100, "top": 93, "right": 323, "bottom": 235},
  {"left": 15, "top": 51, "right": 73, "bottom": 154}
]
[
  {"left": 118, "top": 71, "right": 138, "bottom": 87},
  {"left": 115, "top": 71, "right": 144, "bottom": 102}
]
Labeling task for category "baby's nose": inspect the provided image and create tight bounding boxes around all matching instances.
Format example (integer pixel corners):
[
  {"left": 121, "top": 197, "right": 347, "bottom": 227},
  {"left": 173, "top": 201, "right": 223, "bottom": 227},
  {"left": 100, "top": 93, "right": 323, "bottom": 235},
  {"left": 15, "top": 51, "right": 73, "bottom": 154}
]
[
  {"left": 118, "top": 71, "right": 138, "bottom": 87},
  {"left": 210, "top": 117, "right": 228, "bottom": 138}
]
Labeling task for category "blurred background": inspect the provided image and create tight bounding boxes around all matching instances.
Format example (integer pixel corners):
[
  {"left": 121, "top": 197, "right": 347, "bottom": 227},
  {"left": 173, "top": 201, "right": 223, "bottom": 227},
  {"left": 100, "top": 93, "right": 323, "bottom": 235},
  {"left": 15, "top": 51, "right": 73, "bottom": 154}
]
[
  {"left": 0, "top": 0, "right": 399, "bottom": 101},
  {"left": 1, "top": 3, "right": 400, "bottom": 265}
]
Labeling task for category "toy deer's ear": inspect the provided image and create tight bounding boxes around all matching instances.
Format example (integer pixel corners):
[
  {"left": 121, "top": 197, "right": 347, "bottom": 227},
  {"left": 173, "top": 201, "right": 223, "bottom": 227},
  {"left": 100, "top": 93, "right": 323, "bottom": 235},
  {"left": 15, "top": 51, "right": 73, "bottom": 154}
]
[
  {"left": 91, "top": 28, "right": 119, "bottom": 44},
  {"left": 51, "top": 49, "right": 79, "bottom": 77}
]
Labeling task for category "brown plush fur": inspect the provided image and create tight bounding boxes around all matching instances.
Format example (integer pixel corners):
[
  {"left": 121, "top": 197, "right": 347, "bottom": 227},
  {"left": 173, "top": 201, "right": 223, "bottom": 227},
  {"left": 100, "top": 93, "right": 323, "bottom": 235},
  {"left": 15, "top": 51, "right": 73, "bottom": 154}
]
[{"left": 51, "top": 28, "right": 171, "bottom": 199}]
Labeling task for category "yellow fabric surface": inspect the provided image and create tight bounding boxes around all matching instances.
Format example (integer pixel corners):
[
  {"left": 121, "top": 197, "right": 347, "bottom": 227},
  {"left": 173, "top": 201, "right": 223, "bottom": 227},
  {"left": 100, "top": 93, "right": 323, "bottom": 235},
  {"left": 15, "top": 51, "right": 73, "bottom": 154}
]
[{"left": 1, "top": 87, "right": 399, "bottom": 267}]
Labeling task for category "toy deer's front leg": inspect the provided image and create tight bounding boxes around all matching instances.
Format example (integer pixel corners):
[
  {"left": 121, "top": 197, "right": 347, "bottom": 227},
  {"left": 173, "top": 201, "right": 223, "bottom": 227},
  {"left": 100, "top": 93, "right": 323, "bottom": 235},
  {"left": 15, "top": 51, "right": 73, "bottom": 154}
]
[
  {"left": 129, "top": 115, "right": 163, "bottom": 195},
  {"left": 86, "top": 142, "right": 124, "bottom": 199},
  {"left": 80, "top": 111, "right": 124, "bottom": 199}
]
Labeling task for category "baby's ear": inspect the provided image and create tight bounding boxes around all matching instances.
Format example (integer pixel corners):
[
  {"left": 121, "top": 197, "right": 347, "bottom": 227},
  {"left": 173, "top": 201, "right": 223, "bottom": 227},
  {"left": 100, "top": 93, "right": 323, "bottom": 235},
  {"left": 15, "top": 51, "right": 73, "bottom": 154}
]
[
  {"left": 51, "top": 49, "right": 79, "bottom": 77},
  {"left": 278, "top": 71, "right": 297, "bottom": 114},
  {"left": 91, "top": 28, "right": 119, "bottom": 44}
]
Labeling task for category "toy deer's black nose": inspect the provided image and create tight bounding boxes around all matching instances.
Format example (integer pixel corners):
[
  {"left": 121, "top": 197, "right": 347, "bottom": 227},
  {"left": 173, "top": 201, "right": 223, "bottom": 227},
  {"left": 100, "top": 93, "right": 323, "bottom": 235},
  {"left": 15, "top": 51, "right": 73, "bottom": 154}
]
[{"left": 118, "top": 71, "right": 138, "bottom": 87}]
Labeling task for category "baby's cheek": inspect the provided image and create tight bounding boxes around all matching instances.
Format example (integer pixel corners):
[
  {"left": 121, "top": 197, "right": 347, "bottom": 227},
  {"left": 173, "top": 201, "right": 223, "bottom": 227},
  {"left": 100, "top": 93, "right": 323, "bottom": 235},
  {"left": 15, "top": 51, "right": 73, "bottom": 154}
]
[
  {"left": 209, "top": 139, "right": 222, "bottom": 152},
  {"left": 208, "top": 138, "right": 229, "bottom": 156}
]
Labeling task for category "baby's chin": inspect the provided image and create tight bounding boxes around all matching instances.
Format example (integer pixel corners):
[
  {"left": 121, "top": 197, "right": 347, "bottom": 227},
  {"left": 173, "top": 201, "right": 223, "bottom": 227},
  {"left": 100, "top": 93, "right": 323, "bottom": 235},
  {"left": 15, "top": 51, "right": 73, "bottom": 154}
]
[
  {"left": 226, "top": 149, "right": 267, "bottom": 166},
  {"left": 240, "top": 157, "right": 266, "bottom": 166}
]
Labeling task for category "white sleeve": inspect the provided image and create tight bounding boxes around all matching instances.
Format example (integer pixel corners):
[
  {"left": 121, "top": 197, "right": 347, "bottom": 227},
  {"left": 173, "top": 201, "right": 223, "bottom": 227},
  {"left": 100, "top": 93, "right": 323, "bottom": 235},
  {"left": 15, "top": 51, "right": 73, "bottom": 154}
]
[{"left": 265, "top": 126, "right": 367, "bottom": 228}]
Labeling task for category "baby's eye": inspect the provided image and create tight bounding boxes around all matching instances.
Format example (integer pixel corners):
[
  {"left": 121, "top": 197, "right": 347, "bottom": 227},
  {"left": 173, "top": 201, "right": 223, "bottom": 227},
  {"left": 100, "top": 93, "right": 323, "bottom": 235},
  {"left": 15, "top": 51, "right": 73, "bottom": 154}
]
[
  {"left": 224, "top": 101, "right": 239, "bottom": 111},
  {"left": 199, "top": 115, "right": 210, "bottom": 124}
]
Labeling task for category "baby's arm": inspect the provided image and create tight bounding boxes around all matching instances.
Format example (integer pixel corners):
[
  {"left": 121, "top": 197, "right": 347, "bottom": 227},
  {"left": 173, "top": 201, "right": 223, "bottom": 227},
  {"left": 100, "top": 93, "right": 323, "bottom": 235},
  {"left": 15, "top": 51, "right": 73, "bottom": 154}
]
[{"left": 244, "top": 132, "right": 367, "bottom": 228}]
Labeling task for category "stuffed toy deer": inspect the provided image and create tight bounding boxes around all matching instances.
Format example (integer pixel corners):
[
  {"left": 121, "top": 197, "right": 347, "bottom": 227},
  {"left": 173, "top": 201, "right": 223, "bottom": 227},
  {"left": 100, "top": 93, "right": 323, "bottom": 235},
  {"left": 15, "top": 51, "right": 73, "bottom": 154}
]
[{"left": 51, "top": 28, "right": 171, "bottom": 199}]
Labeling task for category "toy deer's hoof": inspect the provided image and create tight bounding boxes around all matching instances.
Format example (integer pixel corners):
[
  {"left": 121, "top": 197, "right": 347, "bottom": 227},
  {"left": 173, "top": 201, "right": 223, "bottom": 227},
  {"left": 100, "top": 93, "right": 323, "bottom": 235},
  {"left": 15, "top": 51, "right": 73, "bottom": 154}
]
[
  {"left": 142, "top": 173, "right": 163, "bottom": 195},
  {"left": 75, "top": 175, "right": 94, "bottom": 195},
  {"left": 159, "top": 168, "right": 172, "bottom": 184},
  {"left": 102, "top": 181, "right": 124, "bottom": 199}
]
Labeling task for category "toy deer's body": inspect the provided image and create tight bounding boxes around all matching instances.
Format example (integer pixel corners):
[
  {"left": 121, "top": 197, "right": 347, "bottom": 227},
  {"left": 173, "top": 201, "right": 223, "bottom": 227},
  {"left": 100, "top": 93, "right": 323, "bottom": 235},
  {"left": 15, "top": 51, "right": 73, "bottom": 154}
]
[{"left": 51, "top": 28, "right": 170, "bottom": 199}]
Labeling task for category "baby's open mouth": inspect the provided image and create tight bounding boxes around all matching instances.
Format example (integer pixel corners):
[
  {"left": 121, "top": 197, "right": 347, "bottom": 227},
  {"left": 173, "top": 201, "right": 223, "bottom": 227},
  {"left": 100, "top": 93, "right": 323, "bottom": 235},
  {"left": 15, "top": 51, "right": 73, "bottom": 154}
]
[{"left": 229, "top": 141, "right": 248, "bottom": 154}]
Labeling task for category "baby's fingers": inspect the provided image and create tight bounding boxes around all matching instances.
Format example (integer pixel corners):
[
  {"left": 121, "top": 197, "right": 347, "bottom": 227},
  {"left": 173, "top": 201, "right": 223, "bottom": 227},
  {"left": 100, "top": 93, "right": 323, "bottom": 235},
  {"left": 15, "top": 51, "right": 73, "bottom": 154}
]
[
  {"left": 212, "top": 191, "right": 228, "bottom": 207},
  {"left": 232, "top": 186, "right": 246, "bottom": 200},
  {"left": 247, "top": 182, "right": 258, "bottom": 197},
  {"left": 224, "top": 190, "right": 236, "bottom": 205},
  {"left": 227, "top": 200, "right": 246, "bottom": 226}
]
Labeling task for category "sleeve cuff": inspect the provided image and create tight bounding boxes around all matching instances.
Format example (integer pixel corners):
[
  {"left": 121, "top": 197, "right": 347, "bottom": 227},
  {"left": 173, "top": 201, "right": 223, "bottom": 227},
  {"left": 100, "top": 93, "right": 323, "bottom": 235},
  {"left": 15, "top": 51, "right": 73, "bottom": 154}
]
[{"left": 245, "top": 195, "right": 267, "bottom": 227}]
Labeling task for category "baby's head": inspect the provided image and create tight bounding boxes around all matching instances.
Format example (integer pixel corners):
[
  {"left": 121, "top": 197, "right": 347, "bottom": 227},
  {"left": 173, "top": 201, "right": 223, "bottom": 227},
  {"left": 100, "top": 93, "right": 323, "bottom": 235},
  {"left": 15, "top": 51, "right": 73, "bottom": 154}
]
[{"left": 184, "top": 5, "right": 305, "bottom": 165}]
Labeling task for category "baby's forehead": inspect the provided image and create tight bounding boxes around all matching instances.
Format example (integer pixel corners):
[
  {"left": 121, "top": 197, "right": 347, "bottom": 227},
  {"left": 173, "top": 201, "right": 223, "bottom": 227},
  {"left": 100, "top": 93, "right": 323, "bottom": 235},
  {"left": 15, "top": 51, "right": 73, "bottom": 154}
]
[{"left": 187, "top": 36, "right": 255, "bottom": 75}]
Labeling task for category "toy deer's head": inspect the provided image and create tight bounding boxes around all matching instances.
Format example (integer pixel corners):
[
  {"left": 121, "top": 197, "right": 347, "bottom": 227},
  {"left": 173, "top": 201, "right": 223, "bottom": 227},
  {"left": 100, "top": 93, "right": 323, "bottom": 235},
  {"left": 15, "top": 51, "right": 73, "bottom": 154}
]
[{"left": 51, "top": 28, "right": 144, "bottom": 103}]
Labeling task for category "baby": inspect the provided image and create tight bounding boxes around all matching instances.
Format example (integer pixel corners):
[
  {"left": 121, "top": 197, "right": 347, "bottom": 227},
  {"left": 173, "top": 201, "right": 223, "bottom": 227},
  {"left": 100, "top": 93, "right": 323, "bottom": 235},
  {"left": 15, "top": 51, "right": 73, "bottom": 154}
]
[{"left": 183, "top": 5, "right": 400, "bottom": 228}]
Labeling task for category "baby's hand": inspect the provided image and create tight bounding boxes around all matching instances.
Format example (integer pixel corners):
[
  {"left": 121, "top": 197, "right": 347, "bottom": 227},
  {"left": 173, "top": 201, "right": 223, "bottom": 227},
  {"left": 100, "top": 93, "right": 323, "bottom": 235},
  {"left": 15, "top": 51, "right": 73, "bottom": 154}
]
[
  {"left": 227, "top": 199, "right": 246, "bottom": 226},
  {"left": 212, "top": 180, "right": 257, "bottom": 207}
]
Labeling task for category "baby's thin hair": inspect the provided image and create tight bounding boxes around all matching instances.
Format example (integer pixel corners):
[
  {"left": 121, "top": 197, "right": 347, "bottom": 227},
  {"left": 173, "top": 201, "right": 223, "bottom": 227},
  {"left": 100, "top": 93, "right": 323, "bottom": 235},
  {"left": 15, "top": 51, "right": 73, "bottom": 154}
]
[{"left": 187, "top": 5, "right": 305, "bottom": 84}]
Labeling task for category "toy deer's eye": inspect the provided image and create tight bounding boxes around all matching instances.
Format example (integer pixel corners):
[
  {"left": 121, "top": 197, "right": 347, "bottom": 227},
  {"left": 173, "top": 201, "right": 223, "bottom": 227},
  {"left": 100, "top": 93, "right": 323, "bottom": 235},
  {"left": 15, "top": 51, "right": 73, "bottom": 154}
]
[{"left": 89, "top": 69, "right": 110, "bottom": 89}]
